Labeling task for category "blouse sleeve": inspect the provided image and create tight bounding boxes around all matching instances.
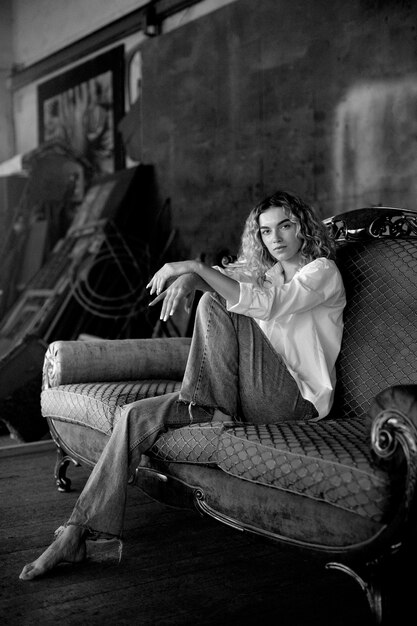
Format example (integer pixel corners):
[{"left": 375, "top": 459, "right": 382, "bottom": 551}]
[{"left": 227, "top": 259, "right": 344, "bottom": 321}]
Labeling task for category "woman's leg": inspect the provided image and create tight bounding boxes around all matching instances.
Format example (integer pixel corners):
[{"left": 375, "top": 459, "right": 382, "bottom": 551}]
[
  {"left": 19, "top": 391, "right": 194, "bottom": 580},
  {"left": 19, "top": 293, "right": 313, "bottom": 580},
  {"left": 180, "top": 292, "right": 316, "bottom": 422}
]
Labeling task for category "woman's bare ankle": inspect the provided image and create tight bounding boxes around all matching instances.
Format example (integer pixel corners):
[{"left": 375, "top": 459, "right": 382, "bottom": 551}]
[{"left": 19, "top": 524, "right": 87, "bottom": 581}]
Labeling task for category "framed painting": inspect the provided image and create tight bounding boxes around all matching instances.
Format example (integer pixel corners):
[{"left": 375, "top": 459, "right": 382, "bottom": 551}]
[{"left": 38, "top": 46, "right": 125, "bottom": 177}]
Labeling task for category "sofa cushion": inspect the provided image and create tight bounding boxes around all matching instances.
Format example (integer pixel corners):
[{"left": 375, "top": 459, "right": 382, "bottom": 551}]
[
  {"left": 216, "top": 418, "right": 393, "bottom": 523},
  {"left": 41, "top": 380, "right": 181, "bottom": 435},
  {"left": 150, "top": 422, "right": 229, "bottom": 465},
  {"left": 148, "top": 460, "right": 383, "bottom": 549},
  {"left": 42, "top": 380, "right": 395, "bottom": 526}
]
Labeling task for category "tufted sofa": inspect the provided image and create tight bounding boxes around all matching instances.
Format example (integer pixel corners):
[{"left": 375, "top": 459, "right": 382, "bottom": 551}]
[{"left": 41, "top": 207, "right": 417, "bottom": 624}]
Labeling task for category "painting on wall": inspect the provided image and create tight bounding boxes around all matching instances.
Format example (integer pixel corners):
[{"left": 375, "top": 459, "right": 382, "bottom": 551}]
[{"left": 38, "top": 46, "right": 125, "bottom": 178}]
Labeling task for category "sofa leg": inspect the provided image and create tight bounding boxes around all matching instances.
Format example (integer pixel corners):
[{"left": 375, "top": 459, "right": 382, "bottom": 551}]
[
  {"left": 54, "top": 445, "right": 80, "bottom": 493},
  {"left": 326, "top": 560, "right": 383, "bottom": 624}
]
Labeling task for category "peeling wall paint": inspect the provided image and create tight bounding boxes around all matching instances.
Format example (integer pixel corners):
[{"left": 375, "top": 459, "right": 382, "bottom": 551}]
[{"left": 334, "top": 76, "right": 417, "bottom": 211}]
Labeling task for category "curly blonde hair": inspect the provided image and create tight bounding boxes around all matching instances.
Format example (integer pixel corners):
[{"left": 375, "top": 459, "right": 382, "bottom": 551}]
[{"left": 237, "top": 190, "right": 335, "bottom": 284}]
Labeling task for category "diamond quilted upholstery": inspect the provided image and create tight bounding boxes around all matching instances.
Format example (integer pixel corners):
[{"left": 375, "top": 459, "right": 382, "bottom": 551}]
[
  {"left": 150, "top": 422, "right": 227, "bottom": 465},
  {"left": 42, "top": 379, "right": 181, "bottom": 435},
  {"left": 334, "top": 239, "right": 417, "bottom": 419},
  {"left": 217, "top": 418, "right": 392, "bottom": 522}
]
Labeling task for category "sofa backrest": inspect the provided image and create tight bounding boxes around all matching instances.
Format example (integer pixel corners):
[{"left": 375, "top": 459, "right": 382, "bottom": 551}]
[{"left": 331, "top": 237, "right": 417, "bottom": 419}]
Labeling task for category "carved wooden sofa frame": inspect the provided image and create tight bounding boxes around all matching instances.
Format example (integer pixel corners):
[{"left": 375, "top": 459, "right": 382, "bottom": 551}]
[{"left": 41, "top": 207, "right": 417, "bottom": 624}]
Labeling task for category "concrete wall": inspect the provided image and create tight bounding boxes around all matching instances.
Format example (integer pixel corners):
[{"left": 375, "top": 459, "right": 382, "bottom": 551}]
[
  {"left": 138, "top": 0, "right": 417, "bottom": 259},
  {"left": 7, "top": 0, "right": 417, "bottom": 262}
]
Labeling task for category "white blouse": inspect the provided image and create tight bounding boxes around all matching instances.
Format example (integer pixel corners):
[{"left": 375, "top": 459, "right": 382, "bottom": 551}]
[{"left": 219, "top": 258, "right": 346, "bottom": 419}]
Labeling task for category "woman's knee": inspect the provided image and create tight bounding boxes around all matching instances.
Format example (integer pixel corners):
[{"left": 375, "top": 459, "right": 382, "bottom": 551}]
[
  {"left": 197, "top": 291, "right": 227, "bottom": 315},
  {"left": 198, "top": 291, "right": 215, "bottom": 308}
]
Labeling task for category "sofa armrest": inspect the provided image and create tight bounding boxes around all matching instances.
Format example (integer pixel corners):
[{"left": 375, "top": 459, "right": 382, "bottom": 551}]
[
  {"left": 42, "top": 337, "right": 191, "bottom": 388},
  {"left": 369, "top": 385, "right": 417, "bottom": 530}
]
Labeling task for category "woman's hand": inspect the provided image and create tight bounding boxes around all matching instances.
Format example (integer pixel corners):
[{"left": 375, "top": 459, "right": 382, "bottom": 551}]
[
  {"left": 148, "top": 273, "right": 197, "bottom": 321},
  {"left": 147, "top": 260, "right": 240, "bottom": 319},
  {"left": 146, "top": 261, "right": 197, "bottom": 296}
]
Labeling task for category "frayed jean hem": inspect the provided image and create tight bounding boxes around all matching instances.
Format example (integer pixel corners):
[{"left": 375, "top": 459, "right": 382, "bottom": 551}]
[{"left": 63, "top": 522, "right": 124, "bottom": 562}]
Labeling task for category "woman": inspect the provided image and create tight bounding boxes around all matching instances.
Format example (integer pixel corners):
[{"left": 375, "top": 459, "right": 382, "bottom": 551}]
[{"left": 19, "top": 190, "right": 346, "bottom": 580}]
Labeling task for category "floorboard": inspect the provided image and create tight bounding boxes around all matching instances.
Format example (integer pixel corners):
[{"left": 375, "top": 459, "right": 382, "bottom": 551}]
[{"left": 0, "top": 446, "right": 404, "bottom": 625}]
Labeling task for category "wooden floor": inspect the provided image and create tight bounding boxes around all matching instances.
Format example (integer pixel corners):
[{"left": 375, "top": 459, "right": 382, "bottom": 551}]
[{"left": 0, "top": 445, "right": 403, "bottom": 626}]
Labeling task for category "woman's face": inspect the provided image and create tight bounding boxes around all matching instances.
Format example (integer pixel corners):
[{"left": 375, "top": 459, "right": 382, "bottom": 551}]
[{"left": 258, "top": 206, "right": 302, "bottom": 264}]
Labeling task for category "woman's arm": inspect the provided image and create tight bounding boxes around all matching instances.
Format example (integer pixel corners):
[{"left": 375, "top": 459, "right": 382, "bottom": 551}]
[
  {"left": 147, "top": 260, "right": 240, "bottom": 321},
  {"left": 148, "top": 273, "right": 209, "bottom": 322}
]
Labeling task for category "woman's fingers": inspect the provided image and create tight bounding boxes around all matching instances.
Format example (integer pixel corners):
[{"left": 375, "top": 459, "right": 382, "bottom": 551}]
[
  {"left": 160, "top": 291, "right": 182, "bottom": 322},
  {"left": 148, "top": 274, "right": 194, "bottom": 321},
  {"left": 148, "top": 291, "right": 166, "bottom": 307},
  {"left": 146, "top": 263, "right": 178, "bottom": 295},
  {"left": 146, "top": 273, "right": 166, "bottom": 295},
  {"left": 146, "top": 278, "right": 156, "bottom": 294},
  {"left": 146, "top": 262, "right": 193, "bottom": 296},
  {"left": 148, "top": 289, "right": 178, "bottom": 321}
]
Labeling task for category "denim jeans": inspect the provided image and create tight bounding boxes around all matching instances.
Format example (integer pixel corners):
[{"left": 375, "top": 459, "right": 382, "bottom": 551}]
[{"left": 67, "top": 292, "right": 315, "bottom": 539}]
